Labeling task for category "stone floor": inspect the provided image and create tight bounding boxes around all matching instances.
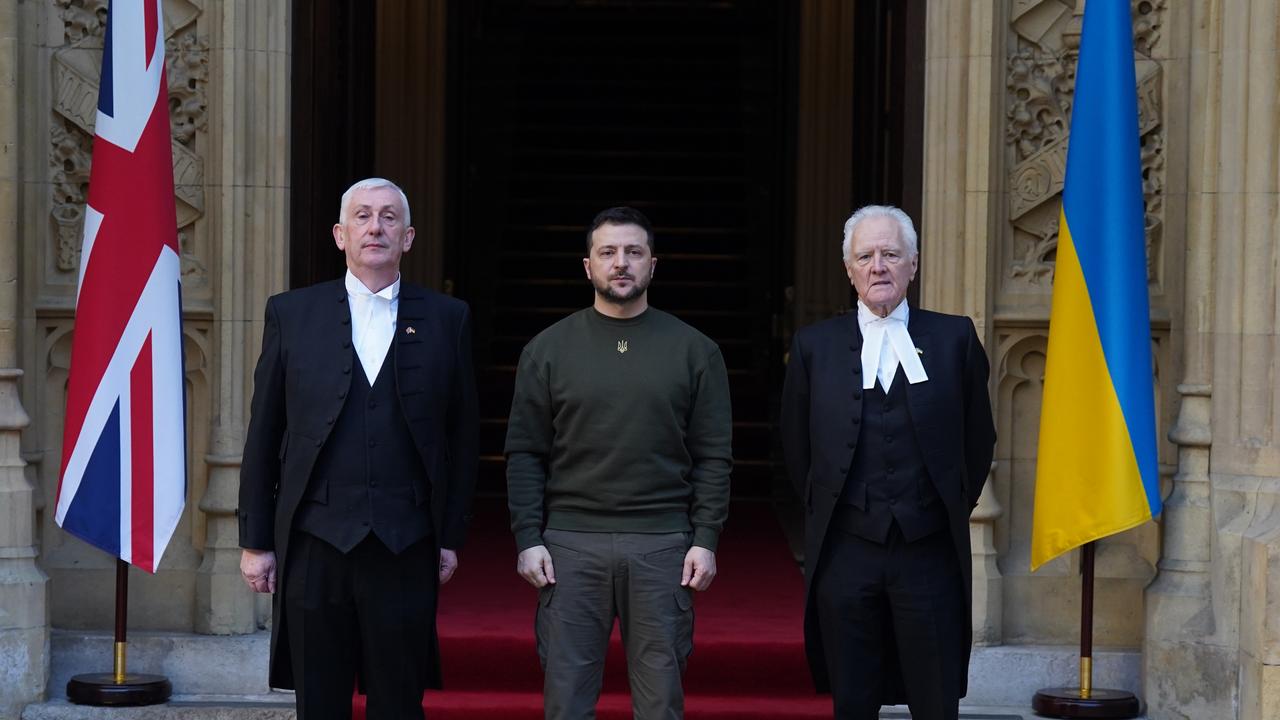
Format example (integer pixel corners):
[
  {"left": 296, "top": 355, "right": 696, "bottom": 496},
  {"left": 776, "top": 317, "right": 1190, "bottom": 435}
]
[
  {"left": 32, "top": 630, "right": 1148, "bottom": 719},
  {"left": 21, "top": 697, "right": 1149, "bottom": 720},
  {"left": 47, "top": 630, "right": 1145, "bottom": 708}
]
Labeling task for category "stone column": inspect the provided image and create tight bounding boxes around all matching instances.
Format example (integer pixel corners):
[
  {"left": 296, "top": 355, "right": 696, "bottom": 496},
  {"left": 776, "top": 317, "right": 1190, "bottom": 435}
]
[
  {"left": 920, "top": 0, "right": 1002, "bottom": 642},
  {"left": 1218, "top": 2, "right": 1280, "bottom": 715},
  {"left": 1158, "top": 1, "right": 1280, "bottom": 717},
  {"left": 0, "top": 0, "right": 50, "bottom": 714},
  {"left": 920, "top": 0, "right": 999, "bottom": 326},
  {"left": 1138, "top": 0, "right": 1233, "bottom": 713},
  {"left": 969, "top": 462, "right": 1001, "bottom": 645},
  {"left": 194, "top": 0, "right": 290, "bottom": 635}
]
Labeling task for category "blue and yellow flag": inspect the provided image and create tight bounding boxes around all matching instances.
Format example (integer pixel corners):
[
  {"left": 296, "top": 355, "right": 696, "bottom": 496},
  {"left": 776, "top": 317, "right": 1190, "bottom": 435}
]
[{"left": 1030, "top": 2, "right": 1160, "bottom": 571}]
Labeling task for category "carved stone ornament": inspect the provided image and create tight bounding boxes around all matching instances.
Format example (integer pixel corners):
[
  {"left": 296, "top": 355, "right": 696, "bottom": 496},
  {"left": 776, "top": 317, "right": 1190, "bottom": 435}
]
[
  {"left": 1004, "top": 0, "right": 1166, "bottom": 290},
  {"left": 49, "top": 0, "right": 208, "bottom": 277}
]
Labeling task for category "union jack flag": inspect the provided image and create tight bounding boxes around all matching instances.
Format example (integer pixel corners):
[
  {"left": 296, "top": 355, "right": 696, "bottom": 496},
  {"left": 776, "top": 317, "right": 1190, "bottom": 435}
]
[{"left": 56, "top": 0, "right": 186, "bottom": 574}]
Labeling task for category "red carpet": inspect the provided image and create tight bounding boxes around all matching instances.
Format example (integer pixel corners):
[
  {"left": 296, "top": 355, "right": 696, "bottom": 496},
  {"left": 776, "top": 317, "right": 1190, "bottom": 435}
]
[{"left": 353, "top": 501, "right": 830, "bottom": 718}]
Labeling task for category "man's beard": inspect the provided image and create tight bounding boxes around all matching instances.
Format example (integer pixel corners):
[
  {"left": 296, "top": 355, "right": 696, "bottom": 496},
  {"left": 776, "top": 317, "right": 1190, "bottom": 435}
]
[{"left": 593, "top": 272, "right": 651, "bottom": 303}]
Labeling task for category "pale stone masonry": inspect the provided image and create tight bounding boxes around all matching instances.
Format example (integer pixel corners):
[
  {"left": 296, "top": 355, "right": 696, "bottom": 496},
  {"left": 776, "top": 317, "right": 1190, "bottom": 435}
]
[
  {"left": 0, "top": 0, "right": 49, "bottom": 718},
  {"left": 0, "top": 1, "right": 1277, "bottom": 718}
]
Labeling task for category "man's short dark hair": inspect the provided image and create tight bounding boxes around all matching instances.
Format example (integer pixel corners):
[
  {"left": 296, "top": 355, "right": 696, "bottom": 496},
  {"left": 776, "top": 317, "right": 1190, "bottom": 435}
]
[{"left": 586, "top": 207, "right": 655, "bottom": 254}]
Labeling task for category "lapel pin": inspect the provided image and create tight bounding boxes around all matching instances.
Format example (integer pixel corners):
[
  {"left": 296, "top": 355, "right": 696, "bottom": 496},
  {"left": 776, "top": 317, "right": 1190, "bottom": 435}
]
[
  {"left": 915, "top": 347, "right": 924, "bottom": 355},
  {"left": 405, "top": 326, "right": 416, "bottom": 335}
]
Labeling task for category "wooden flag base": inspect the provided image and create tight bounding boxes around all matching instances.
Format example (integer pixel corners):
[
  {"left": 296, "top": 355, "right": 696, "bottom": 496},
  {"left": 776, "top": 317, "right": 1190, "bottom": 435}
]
[
  {"left": 66, "top": 672, "right": 171, "bottom": 706},
  {"left": 1031, "top": 544, "right": 1142, "bottom": 718},
  {"left": 65, "top": 561, "right": 172, "bottom": 706},
  {"left": 1032, "top": 687, "right": 1141, "bottom": 718}
]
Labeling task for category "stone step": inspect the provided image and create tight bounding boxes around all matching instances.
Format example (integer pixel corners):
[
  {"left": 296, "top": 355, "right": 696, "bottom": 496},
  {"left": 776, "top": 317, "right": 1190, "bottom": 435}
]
[
  {"left": 48, "top": 630, "right": 1144, "bottom": 710},
  {"left": 22, "top": 698, "right": 1149, "bottom": 720},
  {"left": 23, "top": 697, "right": 296, "bottom": 720}
]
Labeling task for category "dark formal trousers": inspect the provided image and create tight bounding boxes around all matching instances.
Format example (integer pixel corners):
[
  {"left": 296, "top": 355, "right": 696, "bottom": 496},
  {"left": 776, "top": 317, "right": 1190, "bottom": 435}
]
[
  {"left": 285, "top": 531, "right": 437, "bottom": 720},
  {"left": 814, "top": 520, "right": 965, "bottom": 720}
]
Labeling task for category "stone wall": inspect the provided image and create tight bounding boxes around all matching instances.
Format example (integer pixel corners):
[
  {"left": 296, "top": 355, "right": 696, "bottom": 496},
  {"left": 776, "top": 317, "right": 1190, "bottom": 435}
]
[
  {"left": 992, "top": 0, "right": 1178, "bottom": 648},
  {"left": 0, "top": 0, "right": 289, "bottom": 709},
  {"left": 1144, "top": 0, "right": 1280, "bottom": 717},
  {"left": 7, "top": 0, "right": 288, "bottom": 644},
  {"left": 0, "top": 0, "right": 48, "bottom": 716},
  {"left": 920, "top": 0, "right": 1180, "bottom": 652},
  {"left": 21, "top": 0, "right": 209, "bottom": 633}
]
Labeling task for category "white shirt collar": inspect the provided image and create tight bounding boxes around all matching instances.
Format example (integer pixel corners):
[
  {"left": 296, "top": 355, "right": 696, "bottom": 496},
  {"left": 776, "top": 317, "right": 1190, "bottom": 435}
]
[
  {"left": 345, "top": 269, "right": 400, "bottom": 301},
  {"left": 855, "top": 299, "right": 928, "bottom": 390},
  {"left": 856, "top": 298, "right": 909, "bottom": 330}
]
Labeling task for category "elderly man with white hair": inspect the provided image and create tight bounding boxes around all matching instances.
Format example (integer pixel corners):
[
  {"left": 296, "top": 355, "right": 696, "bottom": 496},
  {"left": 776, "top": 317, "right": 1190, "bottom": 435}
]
[
  {"left": 238, "top": 178, "right": 478, "bottom": 719},
  {"left": 781, "top": 205, "right": 996, "bottom": 720}
]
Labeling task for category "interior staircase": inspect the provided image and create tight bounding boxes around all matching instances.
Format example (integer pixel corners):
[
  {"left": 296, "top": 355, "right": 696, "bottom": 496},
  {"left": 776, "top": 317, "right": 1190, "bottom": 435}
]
[{"left": 453, "top": 0, "right": 791, "bottom": 500}]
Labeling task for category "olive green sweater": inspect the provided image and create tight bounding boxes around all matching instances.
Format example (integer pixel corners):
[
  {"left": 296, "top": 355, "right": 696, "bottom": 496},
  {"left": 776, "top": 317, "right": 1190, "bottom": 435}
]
[{"left": 505, "top": 307, "right": 733, "bottom": 552}]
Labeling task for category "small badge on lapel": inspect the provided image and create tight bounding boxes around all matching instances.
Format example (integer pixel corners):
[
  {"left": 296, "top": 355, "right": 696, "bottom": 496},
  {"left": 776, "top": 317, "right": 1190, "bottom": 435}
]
[
  {"left": 915, "top": 347, "right": 923, "bottom": 355},
  {"left": 617, "top": 340, "right": 628, "bottom": 354},
  {"left": 405, "top": 326, "right": 416, "bottom": 335}
]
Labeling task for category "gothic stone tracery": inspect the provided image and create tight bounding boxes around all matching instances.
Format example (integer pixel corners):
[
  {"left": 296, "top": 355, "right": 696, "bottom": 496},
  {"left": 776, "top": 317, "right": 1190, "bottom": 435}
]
[
  {"left": 1004, "top": 0, "right": 1165, "bottom": 290},
  {"left": 49, "top": 0, "right": 208, "bottom": 281}
]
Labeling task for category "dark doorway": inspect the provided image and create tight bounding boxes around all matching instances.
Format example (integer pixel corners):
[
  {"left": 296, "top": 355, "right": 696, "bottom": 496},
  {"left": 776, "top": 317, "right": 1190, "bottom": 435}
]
[
  {"left": 851, "top": 0, "right": 925, "bottom": 261},
  {"left": 289, "top": 0, "right": 927, "bottom": 501},
  {"left": 289, "top": 1, "right": 376, "bottom": 287},
  {"left": 452, "top": 1, "right": 791, "bottom": 497}
]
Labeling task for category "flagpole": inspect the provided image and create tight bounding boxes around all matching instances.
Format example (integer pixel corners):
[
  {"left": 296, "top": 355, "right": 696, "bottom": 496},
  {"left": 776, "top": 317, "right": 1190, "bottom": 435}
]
[
  {"left": 65, "top": 560, "right": 172, "bottom": 706},
  {"left": 1031, "top": 541, "right": 1140, "bottom": 718},
  {"left": 1079, "top": 542, "right": 1094, "bottom": 698},
  {"left": 113, "top": 559, "right": 127, "bottom": 682}
]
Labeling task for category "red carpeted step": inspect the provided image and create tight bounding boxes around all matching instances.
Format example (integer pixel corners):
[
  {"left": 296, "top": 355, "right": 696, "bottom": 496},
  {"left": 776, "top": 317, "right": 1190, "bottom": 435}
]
[
  {"left": 440, "top": 626, "right": 813, "bottom": 696},
  {"left": 354, "top": 691, "right": 832, "bottom": 720},
  {"left": 353, "top": 500, "right": 825, "bottom": 718}
]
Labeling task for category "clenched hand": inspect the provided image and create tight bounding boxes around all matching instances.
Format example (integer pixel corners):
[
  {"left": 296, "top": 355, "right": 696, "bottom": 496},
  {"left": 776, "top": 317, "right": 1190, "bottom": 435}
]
[
  {"left": 517, "top": 545, "right": 556, "bottom": 588},
  {"left": 681, "top": 546, "right": 717, "bottom": 591},
  {"left": 240, "top": 548, "right": 276, "bottom": 594}
]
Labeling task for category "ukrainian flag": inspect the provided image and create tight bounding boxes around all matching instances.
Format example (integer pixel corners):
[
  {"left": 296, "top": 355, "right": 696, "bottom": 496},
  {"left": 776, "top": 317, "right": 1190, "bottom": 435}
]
[{"left": 1030, "top": 1, "right": 1161, "bottom": 571}]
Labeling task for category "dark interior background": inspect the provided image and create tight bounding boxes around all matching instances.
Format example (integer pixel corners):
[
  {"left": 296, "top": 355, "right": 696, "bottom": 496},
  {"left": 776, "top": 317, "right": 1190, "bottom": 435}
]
[{"left": 289, "top": 0, "right": 923, "bottom": 500}]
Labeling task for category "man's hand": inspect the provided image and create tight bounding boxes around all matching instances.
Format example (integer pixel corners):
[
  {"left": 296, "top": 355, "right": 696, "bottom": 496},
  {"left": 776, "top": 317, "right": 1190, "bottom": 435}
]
[
  {"left": 240, "top": 549, "right": 277, "bottom": 594},
  {"left": 681, "top": 546, "right": 717, "bottom": 592},
  {"left": 439, "top": 548, "right": 459, "bottom": 585},
  {"left": 517, "top": 545, "right": 556, "bottom": 588}
]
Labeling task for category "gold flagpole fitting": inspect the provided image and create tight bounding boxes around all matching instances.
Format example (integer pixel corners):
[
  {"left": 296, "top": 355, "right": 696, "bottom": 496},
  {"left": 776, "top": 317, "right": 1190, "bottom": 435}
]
[
  {"left": 113, "top": 641, "right": 127, "bottom": 684},
  {"left": 1080, "top": 656, "right": 1093, "bottom": 699}
]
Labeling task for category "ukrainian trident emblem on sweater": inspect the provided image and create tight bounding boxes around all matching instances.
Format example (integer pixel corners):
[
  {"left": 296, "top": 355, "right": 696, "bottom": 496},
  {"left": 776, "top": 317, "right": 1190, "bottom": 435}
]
[{"left": 617, "top": 340, "right": 628, "bottom": 354}]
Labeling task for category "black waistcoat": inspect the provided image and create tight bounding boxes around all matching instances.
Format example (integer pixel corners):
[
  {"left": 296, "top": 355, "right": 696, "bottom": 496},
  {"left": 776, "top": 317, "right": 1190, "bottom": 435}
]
[
  {"left": 294, "top": 345, "right": 432, "bottom": 554},
  {"left": 835, "top": 373, "right": 947, "bottom": 544}
]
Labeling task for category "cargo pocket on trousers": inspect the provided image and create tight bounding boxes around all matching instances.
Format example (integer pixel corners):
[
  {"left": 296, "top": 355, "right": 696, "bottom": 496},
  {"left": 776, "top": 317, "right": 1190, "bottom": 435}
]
[
  {"left": 675, "top": 587, "right": 695, "bottom": 671},
  {"left": 535, "top": 583, "right": 556, "bottom": 670}
]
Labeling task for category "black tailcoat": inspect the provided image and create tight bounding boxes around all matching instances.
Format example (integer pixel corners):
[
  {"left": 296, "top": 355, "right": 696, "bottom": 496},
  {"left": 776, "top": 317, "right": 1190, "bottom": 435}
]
[
  {"left": 780, "top": 307, "right": 995, "bottom": 702},
  {"left": 238, "top": 279, "right": 478, "bottom": 690}
]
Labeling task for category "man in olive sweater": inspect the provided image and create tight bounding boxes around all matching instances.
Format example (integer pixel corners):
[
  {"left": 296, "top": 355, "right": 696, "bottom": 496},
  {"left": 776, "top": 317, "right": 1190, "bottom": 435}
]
[{"left": 505, "top": 207, "right": 733, "bottom": 720}]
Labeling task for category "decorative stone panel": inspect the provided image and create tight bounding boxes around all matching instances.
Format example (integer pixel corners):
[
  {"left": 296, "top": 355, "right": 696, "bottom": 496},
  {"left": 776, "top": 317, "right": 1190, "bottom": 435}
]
[
  {"left": 30, "top": 0, "right": 214, "bottom": 632},
  {"left": 1002, "top": 0, "right": 1166, "bottom": 301},
  {"left": 993, "top": 0, "right": 1175, "bottom": 647},
  {"left": 47, "top": 0, "right": 209, "bottom": 297},
  {"left": 35, "top": 314, "right": 210, "bottom": 630}
]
